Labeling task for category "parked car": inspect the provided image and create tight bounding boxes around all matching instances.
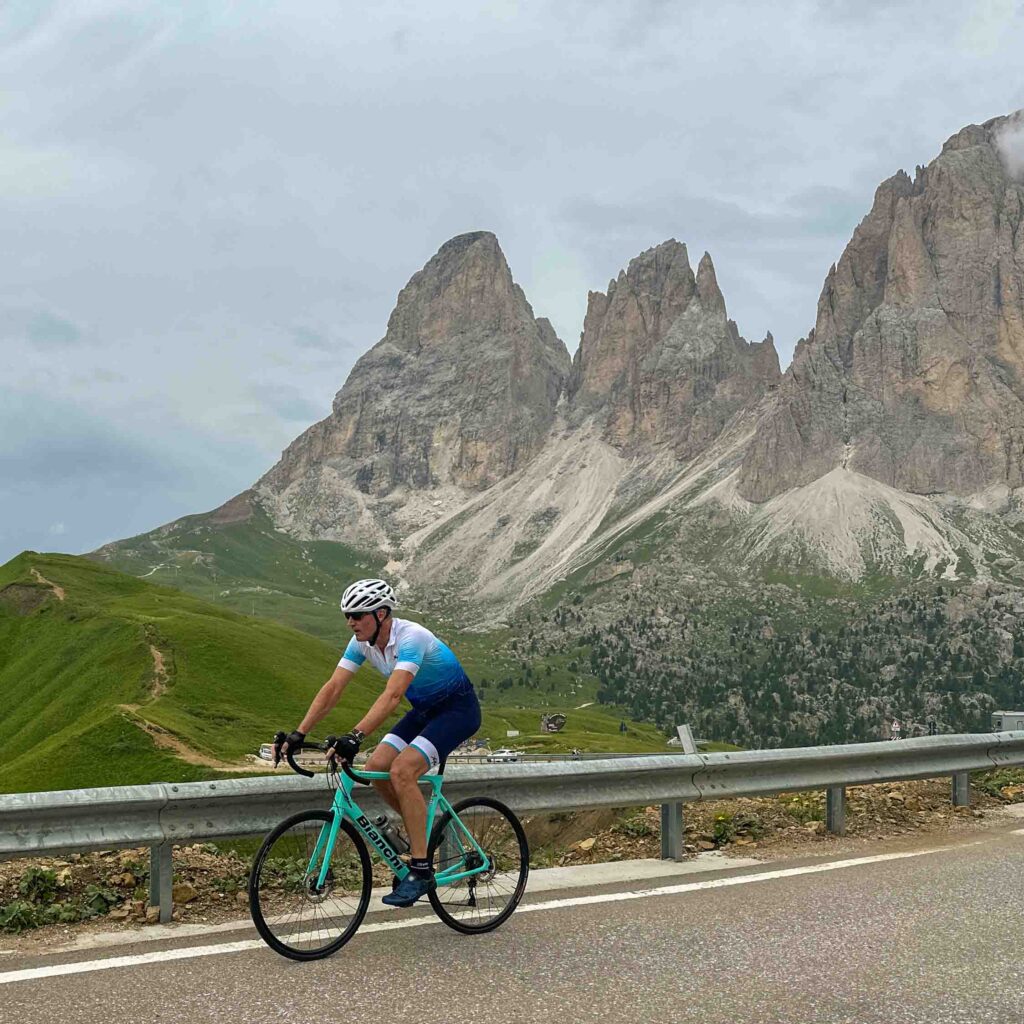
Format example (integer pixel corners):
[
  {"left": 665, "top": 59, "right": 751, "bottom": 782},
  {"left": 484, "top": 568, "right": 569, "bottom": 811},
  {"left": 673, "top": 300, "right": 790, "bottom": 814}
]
[{"left": 485, "top": 747, "right": 521, "bottom": 763}]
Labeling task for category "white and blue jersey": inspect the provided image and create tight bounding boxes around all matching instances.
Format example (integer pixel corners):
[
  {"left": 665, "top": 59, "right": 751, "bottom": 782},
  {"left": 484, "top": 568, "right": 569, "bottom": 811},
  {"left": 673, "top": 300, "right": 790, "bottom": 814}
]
[{"left": 337, "top": 618, "right": 472, "bottom": 709}]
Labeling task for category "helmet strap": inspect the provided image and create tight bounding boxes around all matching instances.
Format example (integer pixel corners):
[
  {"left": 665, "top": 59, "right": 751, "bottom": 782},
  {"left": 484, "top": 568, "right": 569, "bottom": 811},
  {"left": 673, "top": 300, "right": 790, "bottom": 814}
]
[{"left": 370, "top": 608, "right": 388, "bottom": 649}]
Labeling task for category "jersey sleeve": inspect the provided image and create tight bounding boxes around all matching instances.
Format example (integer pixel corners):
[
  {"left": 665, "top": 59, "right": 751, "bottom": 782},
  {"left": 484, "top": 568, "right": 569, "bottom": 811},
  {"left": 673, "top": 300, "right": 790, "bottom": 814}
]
[
  {"left": 337, "top": 636, "right": 366, "bottom": 673},
  {"left": 394, "top": 629, "right": 429, "bottom": 677}
]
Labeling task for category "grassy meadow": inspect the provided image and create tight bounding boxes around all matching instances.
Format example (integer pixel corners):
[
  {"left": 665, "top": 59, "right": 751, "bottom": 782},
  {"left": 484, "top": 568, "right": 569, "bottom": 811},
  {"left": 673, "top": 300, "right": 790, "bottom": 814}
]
[{"left": 0, "top": 552, "right": 676, "bottom": 793}]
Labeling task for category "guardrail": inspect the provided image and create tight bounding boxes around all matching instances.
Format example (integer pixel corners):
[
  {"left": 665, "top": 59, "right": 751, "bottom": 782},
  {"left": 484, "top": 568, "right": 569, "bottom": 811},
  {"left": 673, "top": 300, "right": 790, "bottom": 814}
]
[
  {"left": 255, "top": 744, "right": 700, "bottom": 764},
  {"left": 2, "top": 732, "right": 1022, "bottom": 923}
]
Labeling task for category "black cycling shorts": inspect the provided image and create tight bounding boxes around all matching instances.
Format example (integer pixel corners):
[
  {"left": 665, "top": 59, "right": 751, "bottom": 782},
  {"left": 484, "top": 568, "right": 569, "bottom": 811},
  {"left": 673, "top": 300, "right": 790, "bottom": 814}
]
[{"left": 380, "top": 687, "right": 481, "bottom": 769}]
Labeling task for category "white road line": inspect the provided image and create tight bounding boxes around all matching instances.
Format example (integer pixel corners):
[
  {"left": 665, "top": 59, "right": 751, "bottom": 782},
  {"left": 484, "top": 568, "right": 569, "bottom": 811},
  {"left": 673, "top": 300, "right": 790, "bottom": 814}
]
[
  {"left": 29, "top": 854, "right": 759, "bottom": 957},
  {"left": 0, "top": 844, "right": 977, "bottom": 986}
]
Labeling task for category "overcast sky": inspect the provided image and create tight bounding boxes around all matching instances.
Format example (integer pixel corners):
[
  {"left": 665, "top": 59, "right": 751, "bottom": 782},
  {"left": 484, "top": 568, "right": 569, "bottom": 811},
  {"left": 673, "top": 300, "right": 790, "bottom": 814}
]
[{"left": 2, "top": 1, "right": 1024, "bottom": 564}]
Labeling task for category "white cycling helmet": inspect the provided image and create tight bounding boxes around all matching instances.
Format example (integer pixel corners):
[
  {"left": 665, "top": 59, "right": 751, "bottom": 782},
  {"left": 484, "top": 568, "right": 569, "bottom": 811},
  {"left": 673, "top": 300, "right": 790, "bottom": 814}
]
[{"left": 340, "top": 578, "right": 398, "bottom": 614}]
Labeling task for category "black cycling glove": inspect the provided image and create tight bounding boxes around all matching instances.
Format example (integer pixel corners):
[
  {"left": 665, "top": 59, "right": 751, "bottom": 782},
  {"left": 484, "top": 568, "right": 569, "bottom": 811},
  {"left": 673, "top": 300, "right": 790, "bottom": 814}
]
[
  {"left": 330, "top": 731, "right": 362, "bottom": 764},
  {"left": 273, "top": 729, "right": 306, "bottom": 765}
]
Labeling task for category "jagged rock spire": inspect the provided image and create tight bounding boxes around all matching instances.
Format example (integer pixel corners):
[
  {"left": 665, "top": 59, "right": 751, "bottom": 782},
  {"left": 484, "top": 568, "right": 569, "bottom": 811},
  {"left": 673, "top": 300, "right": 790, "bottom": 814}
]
[{"left": 569, "top": 241, "right": 780, "bottom": 456}]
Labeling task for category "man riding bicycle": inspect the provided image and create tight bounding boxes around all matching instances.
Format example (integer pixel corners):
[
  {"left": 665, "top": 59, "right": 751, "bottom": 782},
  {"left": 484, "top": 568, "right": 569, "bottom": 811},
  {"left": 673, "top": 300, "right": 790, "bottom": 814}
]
[{"left": 274, "top": 578, "right": 481, "bottom": 907}]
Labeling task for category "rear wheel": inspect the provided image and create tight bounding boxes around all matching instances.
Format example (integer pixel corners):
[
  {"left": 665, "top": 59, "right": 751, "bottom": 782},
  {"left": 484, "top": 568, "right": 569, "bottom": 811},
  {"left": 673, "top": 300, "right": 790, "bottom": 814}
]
[
  {"left": 427, "top": 796, "right": 529, "bottom": 933},
  {"left": 249, "top": 810, "right": 371, "bottom": 960}
]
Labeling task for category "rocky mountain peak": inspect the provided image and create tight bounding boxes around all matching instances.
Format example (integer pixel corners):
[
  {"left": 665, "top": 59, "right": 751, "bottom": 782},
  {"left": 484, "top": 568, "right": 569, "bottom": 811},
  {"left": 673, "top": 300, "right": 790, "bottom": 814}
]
[
  {"left": 569, "top": 240, "right": 780, "bottom": 456},
  {"left": 381, "top": 231, "right": 523, "bottom": 354},
  {"left": 257, "top": 232, "right": 570, "bottom": 540},
  {"left": 739, "top": 110, "right": 1024, "bottom": 503}
]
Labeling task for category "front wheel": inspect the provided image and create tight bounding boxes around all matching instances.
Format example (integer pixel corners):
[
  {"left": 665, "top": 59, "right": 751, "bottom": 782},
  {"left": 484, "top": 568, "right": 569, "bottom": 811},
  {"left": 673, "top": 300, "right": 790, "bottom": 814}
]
[
  {"left": 249, "top": 810, "right": 371, "bottom": 960},
  {"left": 427, "top": 796, "right": 529, "bottom": 933}
]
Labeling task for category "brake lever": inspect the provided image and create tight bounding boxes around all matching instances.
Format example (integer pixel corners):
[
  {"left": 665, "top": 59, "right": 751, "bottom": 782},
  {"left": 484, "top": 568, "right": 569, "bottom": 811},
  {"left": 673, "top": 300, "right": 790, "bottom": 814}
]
[
  {"left": 272, "top": 730, "right": 287, "bottom": 768},
  {"left": 322, "top": 735, "right": 340, "bottom": 775}
]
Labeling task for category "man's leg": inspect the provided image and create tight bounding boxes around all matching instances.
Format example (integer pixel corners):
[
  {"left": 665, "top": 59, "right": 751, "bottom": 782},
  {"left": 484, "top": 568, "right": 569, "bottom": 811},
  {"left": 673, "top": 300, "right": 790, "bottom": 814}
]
[
  {"left": 366, "top": 708, "right": 424, "bottom": 814},
  {"left": 388, "top": 746, "right": 432, "bottom": 859},
  {"left": 382, "top": 694, "right": 480, "bottom": 908},
  {"left": 364, "top": 741, "right": 402, "bottom": 814},
  {"left": 391, "top": 690, "right": 480, "bottom": 857}
]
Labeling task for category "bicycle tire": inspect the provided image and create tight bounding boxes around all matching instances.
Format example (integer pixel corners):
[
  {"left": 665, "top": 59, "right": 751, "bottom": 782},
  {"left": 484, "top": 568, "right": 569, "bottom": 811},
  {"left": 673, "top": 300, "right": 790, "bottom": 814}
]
[
  {"left": 427, "top": 796, "right": 529, "bottom": 934},
  {"left": 249, "top": 809, "right": 371, "bottom": 960}
]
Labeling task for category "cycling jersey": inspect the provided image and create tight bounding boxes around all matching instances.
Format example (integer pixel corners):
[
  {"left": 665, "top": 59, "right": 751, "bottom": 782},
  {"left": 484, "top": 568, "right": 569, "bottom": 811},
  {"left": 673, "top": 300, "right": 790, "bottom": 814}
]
[{"left": 338, "top": 617, "right": 472, "bottom": 709}]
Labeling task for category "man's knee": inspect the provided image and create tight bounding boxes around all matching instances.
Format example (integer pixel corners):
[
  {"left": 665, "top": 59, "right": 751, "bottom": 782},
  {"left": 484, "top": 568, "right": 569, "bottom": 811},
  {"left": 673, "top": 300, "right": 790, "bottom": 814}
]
[
  {"left": 390, "top": 752, "right": 425, "bottom": 786},
  {"left": 365, "top": 744, "right": 399, "bottom": 772}
]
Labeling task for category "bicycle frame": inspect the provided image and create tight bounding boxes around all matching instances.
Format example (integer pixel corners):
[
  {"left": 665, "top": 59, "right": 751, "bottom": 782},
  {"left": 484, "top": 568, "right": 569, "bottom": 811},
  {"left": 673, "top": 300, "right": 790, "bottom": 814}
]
[{"left": 310, "top": 766, "right": 492, "bottom": 891}]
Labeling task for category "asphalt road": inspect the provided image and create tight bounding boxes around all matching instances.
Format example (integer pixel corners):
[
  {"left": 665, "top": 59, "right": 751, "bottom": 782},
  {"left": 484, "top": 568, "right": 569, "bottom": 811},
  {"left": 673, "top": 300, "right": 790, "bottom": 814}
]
[{"left": 3, "top": 823, "right": 1023, "bottom": 1024}]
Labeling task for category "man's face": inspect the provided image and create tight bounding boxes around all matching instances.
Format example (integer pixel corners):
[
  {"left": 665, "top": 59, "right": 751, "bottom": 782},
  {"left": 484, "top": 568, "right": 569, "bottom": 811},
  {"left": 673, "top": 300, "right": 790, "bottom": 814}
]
[{"left": 346, "top": 610, "right": 380, "bottom": 641}]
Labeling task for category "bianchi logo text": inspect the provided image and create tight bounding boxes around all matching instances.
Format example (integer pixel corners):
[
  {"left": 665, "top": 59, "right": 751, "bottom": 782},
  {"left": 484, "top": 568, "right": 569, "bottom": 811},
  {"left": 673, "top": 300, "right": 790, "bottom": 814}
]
[{"left": 356, "top": 814, "right": 404, "bottom": 871}]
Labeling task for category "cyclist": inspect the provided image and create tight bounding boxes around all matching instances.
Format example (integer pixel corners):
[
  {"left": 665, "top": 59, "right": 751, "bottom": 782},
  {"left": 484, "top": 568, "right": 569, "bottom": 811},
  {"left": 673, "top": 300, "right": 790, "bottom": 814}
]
[{"left": 274, "top": 578, "right": 481, "bottom": 907}]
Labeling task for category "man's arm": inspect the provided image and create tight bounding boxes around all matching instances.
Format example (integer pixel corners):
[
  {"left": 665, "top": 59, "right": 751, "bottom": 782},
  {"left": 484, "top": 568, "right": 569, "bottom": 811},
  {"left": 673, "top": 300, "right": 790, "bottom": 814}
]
[
  {"left": 352, "top": 669, "right": 413, "bottom": 737},
  {"left": 294, "top": 665, "right": 355, "bottom": 737}
]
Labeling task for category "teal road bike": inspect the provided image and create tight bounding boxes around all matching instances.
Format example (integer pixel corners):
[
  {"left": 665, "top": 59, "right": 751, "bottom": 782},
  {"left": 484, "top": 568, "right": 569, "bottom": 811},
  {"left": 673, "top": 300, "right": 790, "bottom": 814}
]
[{"left": 249, "top": 738, "right": 530, "bottom": 961}]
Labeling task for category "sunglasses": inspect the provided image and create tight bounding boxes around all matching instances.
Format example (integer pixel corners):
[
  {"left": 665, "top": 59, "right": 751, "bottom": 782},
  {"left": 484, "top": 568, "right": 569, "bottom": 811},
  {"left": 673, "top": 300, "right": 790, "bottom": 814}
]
[{"left": 345, "top": 610, "right": 373, "bottom": 621}]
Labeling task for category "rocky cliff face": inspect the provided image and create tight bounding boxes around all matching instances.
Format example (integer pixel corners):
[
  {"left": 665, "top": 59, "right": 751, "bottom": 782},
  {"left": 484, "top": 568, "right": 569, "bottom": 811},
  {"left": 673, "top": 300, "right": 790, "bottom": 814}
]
[
  {"left": 255, "top": 231, "right": 777, "bottom": 547},
  {"left": 739, "top": 113, "right": 1024, "bottom": 502},
  {"left": 569, "top": 241, "right": 781, "bottom": 458},
  {"left": 257, "top": 232, "right": 570, "bottom": 538}
]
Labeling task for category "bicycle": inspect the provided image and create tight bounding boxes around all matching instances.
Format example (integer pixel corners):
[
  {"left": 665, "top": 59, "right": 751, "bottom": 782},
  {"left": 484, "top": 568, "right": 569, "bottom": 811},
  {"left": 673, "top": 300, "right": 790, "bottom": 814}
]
[{"left": 248, "top": 736, "right": 530, "bottom": 960}]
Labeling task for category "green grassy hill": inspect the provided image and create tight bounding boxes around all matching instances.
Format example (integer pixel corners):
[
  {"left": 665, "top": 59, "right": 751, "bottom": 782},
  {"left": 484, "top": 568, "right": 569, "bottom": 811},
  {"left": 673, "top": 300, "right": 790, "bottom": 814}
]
[
  {"left": 0, "top": 552, "right": 395, "bottom": 793},
  {"left": 90, "top": 498, "right": 384, "bottom": 644},
  {"left": 0, "top": 553, "right": 672, "bottom": 793}
]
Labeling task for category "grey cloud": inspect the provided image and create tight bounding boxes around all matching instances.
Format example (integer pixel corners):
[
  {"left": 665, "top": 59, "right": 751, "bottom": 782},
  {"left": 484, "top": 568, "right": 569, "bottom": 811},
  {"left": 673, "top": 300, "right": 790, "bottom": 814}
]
[
  {"left": 0, "top": 390, "right": 184, "bottom": 487},
  {"left": 1, "top": 307, "right": 85, "bottom": 348},
  {"left": 0, "top": 386, "right": 272, "bottom": 559},
  {"left": 292, "top": 326, "right": 331, "bottom": 350},
  {"left": 248, "top": 382, "right": 328, "bottom": 425},
  {"left": 27, "top": 309, "right": 82, "bottom": 347},
  {"left": 288, "top": 325, "right": 364, "bottom": 356},
  {"left": 995, "top": 113, "right": 1024, "bottom": 179},
  {"left": 561, "top": 184, "right": 867, "bottom": 248}
]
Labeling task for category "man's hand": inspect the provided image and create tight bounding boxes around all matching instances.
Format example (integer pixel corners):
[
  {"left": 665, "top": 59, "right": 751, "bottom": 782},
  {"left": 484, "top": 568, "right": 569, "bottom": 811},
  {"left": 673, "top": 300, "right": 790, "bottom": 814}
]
[
  {"left": 327, "top": 731, "right": 362, "bottom": 764},
  {"left": 273, "top": 729, "right": 306, "bottom": 766}
]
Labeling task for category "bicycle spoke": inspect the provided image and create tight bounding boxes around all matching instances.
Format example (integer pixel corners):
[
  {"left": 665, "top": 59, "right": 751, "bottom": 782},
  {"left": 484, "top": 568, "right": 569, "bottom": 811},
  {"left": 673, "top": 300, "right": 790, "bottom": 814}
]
[
  {"left": 428, "top": 797, "right": 528, "bottom": 932},
  {"left": 251, "top": 812, "right": 370, "bottom": 959}
]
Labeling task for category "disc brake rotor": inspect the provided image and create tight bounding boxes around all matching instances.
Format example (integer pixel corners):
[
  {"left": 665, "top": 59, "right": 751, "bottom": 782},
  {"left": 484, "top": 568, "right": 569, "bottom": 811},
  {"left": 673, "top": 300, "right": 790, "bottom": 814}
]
[{"left": 304, "top": 870, "right": 334, "bottom": 902}]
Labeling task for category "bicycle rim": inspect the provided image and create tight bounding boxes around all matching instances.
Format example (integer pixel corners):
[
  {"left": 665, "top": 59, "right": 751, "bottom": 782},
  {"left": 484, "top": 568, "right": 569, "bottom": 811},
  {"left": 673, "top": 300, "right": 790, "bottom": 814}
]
[
  {"left": 249, "top": 810, "right": 371, "bottom": 960},
  {"left": 427, "top": 796, "right": 529, "bottom": 934}
]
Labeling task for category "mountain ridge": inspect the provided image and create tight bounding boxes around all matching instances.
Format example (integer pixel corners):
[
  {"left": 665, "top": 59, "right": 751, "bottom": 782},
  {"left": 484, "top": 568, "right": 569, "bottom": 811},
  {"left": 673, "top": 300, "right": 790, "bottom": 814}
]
[{"left": 94, "top": 112, "right": 1024, "bottom": 625}]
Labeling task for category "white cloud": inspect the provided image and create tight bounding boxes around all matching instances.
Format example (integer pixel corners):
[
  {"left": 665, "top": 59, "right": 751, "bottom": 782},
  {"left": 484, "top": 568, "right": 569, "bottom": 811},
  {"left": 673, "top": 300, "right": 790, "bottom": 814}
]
[
  {"left": 48, "top": 522, "right": 66, "bottom": 536},
  {"left": 995, "top": 114, "right": 1024, "bottom": 179}
]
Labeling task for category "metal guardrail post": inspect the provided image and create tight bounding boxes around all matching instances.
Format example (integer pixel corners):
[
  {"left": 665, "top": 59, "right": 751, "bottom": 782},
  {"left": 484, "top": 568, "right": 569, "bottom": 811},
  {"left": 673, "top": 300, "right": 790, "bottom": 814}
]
[
  {"left": 660, "top": 802, "right": 683, "bottom": 860},
  {"left": 826, "top": 785, "right": 846, "bottom": 835},
  {"left": 150, "top": 842, "right": 173, "bottom": 924},
  {"left": 951, "top": 771, "right": 970, "bottom": 807}
]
